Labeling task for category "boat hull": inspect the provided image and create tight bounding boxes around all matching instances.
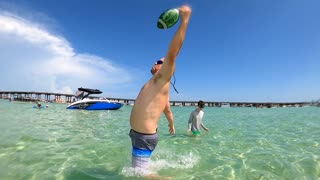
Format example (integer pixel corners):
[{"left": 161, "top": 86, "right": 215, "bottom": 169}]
[{"left": 67, "top": 100, "right": 123, "bottom": 110}]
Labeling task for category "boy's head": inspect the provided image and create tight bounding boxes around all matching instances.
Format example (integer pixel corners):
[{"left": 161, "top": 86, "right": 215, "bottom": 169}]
[{"left": 198, "top": 100, "right": 205, "bottom": 109}]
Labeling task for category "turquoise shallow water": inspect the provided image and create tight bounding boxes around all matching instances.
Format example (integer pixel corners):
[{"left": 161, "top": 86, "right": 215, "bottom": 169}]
[{"left": 0, "top": 99, "right": 319, "bottom": 180}]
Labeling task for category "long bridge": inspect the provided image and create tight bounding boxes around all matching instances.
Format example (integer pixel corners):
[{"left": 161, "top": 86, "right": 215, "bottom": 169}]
[{"left": 0, "top": 90, "right": 313, "bottom": 108}]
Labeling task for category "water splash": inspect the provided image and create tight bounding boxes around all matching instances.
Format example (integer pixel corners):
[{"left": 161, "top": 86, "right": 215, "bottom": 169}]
[{"left": 121, "top": 151, "right": 199, "bottom": 177}]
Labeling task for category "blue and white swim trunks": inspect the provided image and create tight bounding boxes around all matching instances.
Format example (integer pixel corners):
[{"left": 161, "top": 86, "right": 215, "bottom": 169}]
[{"left": 129, "top": 129, "right": 158, "bottom": 171}]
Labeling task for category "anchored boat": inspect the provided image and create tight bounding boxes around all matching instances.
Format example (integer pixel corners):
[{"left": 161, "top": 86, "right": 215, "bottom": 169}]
[{"left": 66, "top": 88, "right": 123, "bottom": 110}]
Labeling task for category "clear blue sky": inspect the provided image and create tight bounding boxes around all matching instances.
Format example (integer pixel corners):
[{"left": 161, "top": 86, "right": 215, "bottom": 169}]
[{"left": 0, "top": 0, "right": 319, "bottom": 102}]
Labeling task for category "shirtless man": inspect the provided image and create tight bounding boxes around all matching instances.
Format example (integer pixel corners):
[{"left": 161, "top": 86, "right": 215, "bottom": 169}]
[{"left": 129, "top": 5, "right": 192, "bottom": 176}]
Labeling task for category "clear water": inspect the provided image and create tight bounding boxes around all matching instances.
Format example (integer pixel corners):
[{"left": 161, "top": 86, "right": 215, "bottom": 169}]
[{"left": 0, "top": 99, "right": 319, "bottom": 180}]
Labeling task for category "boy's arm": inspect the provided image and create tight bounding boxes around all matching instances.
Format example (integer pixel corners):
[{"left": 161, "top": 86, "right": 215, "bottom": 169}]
[
  {"left": 187, "top": 111, "right": 193, "bottom": 131},
  {"left": 201, "top": 123, "right": 209, "bottom": 131},
  {"left": 200, "top": 115, "right": 209, "bottom": 131}
]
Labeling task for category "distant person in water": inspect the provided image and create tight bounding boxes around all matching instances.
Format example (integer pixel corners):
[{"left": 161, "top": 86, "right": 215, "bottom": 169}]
[
  {"left": 187, "top": 100, "right": 209, "bottom": 135},
  {"left": 37, "top": 102, "right": 42, "bottom": 108},
  {"left": 129, "top": 5, "right": 192, "bottom": 178}
]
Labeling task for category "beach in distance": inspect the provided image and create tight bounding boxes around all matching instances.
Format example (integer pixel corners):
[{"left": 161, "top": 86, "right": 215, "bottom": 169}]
[{"left": 0, "top": 99, "right": 319, "bottom": 179}]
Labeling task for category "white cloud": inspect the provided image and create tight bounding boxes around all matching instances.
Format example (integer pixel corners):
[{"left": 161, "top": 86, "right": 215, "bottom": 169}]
[{"left": 0, "top": 12, "right": 132, "bottom": 95}]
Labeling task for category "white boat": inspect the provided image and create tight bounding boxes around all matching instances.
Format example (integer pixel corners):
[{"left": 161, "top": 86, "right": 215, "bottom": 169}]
[
  {"left": 67, "top": 88, "right": 123, "bottom": 110},
  {"left": 221, "top": 103, "right": 230, "bottom": 108}
]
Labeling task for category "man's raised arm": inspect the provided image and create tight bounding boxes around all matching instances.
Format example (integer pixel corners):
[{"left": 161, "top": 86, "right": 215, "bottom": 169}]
[{"left": 159, "top": 5, "right": 192, "bottom": 81}]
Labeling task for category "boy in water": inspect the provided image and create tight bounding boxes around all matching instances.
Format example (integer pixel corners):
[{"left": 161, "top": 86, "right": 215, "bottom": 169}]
[
  {"left": 187, "top": 100, "right": 209, "bottom": 135},
  {"left": 129, "top": 5, "right": 192, "bottom": 177}
]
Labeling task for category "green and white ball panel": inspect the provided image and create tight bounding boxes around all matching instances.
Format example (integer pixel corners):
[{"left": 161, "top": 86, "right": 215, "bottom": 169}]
[{"left": 157, "top": 8, "right": 180, "bottom": 29}]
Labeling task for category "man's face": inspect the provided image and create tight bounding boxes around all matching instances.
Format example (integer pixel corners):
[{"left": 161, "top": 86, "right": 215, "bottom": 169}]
[{"left": 150, "top": 58, "right": 164, "bottom": 75}]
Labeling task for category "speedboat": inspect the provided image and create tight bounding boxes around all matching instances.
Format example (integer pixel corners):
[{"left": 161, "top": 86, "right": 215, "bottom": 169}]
[{"left": 66, "top": 88, "right": 123, "bottom": 110}]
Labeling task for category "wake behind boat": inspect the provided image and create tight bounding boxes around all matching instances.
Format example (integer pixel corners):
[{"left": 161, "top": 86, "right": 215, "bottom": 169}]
[{"left": 67, "top": 88, "right": 123, "bottom": 110}]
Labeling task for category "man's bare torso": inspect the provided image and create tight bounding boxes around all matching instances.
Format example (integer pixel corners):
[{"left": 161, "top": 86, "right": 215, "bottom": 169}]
[{"left": 130, "top": 74, "right": 170, "bottom": 134}]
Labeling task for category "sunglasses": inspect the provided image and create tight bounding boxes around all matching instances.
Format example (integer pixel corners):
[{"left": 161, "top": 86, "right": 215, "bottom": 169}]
[{"left": 154, "top": 60, "right": 163, "bottom": 65}]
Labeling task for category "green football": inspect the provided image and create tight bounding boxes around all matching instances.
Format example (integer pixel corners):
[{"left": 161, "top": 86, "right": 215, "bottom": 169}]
[{"left": 157, "top": 8, "right": 180, "bottom": 29}]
